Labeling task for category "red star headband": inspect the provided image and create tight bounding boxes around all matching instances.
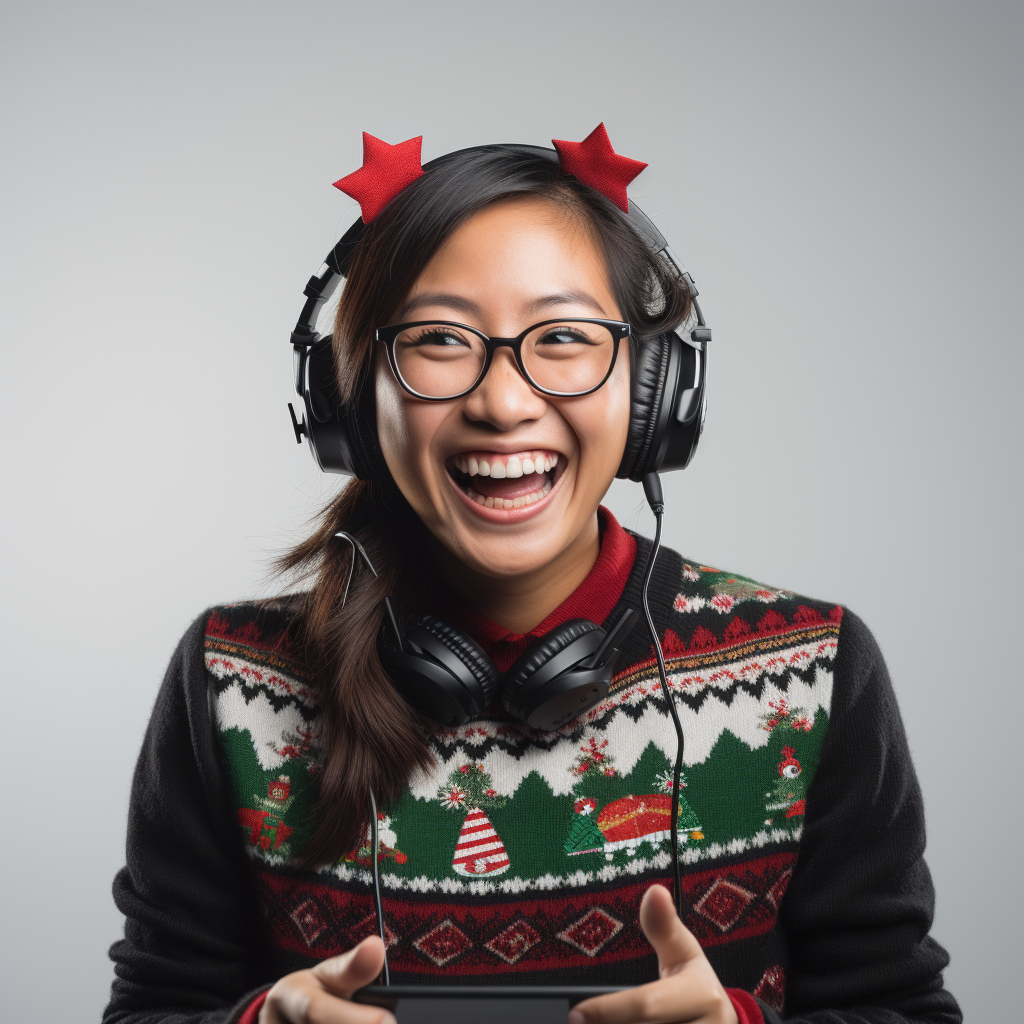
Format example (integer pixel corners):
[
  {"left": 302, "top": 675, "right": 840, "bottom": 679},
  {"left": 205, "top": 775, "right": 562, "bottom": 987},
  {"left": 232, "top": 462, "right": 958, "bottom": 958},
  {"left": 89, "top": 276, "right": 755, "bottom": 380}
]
[
  {"left": 333, "top": 123, "right": 647, "bottom": 223},
  {"left": 333, "top": 132, "right": 425, "bottom": 224},
  {"left": 550, "top": 122, "right": 648, "bottom": 213}
]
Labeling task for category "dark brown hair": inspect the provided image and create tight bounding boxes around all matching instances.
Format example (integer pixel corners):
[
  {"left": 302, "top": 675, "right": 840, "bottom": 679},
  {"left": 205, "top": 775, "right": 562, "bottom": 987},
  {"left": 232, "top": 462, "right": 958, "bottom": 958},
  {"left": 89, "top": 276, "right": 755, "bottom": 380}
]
[{"left": 279, "top": 147, "right": 692, "bottom": 870}]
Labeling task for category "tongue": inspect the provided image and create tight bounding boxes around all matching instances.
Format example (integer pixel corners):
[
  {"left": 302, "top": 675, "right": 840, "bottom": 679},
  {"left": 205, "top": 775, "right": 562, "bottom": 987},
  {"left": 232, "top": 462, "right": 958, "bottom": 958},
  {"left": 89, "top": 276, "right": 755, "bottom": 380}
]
[{"left": 468, "top": 471, "right": 548, "bottom": 499}]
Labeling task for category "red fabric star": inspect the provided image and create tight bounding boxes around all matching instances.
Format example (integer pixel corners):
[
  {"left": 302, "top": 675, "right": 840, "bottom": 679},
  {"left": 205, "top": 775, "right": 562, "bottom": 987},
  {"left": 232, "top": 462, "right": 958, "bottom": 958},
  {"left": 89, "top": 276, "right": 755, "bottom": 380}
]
[
  {"left": 333, "top": 132, "right": 425, "bottom": 224},
  {"left": 551, "top": 122, "right": 648, "bottom": 212}
]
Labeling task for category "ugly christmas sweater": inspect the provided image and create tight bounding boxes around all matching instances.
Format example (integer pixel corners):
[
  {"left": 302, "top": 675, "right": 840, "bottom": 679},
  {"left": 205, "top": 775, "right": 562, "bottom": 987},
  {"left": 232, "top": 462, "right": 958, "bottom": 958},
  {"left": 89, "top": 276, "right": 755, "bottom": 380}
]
[{"left": 104, "top": 507, "right": 961, "bottom": 1024}]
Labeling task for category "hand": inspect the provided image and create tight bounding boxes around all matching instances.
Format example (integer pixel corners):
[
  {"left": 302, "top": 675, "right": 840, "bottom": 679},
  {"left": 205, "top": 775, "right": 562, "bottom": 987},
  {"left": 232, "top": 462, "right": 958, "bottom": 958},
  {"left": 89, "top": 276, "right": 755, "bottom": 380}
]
[
  {"left": 259, "top": 935, "right": 395, "bottom": 1024},
  {"left": 568, "top": 884, "right": 739, "bottom": 1024}
]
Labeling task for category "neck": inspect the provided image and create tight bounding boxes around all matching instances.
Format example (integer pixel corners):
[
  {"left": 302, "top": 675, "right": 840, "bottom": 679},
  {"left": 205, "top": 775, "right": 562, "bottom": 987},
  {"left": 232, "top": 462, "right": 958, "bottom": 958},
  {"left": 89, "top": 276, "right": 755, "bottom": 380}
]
[{"left": 428, "top": 515, "right": 601, "bottom": 635}]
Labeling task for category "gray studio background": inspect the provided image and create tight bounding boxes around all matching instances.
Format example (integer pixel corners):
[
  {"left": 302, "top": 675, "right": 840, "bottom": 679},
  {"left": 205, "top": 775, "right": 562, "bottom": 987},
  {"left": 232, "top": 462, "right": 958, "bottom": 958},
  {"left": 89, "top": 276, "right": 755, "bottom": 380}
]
[{"left": 2, "top": 2, "right": 1019, "bottom": 1020}]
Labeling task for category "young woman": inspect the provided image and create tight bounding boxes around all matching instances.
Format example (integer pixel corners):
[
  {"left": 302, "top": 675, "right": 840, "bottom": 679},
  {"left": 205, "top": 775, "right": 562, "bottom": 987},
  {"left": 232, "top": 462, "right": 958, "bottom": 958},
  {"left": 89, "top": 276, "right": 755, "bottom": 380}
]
[{"left": 103, "top": 136, "right": 962, "bottom": 1024}]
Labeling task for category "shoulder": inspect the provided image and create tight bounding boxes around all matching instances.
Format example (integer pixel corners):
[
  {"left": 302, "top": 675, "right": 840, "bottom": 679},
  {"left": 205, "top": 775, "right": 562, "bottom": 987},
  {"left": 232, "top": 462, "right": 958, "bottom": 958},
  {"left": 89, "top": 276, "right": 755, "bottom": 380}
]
[
  {"left": 656, "top": 548, "right": 890, "bottom": 707},
  {"left": 197, "top": 598, "right": 323, "bottom": 866},
  {"left": 200, "top": 598, "right": 321, "bottom": 769},
  {"left": 652, "top": 548, "right": 899, "bottom": 747},
  {"left": 638, "top": 541, "right": 845, "bottom": 649},
  {"left": 125, "top": 601, "right": 315, "bottom": 837},
  {"left": 201, "top": 595, "right": 316, "bottom": 703}
]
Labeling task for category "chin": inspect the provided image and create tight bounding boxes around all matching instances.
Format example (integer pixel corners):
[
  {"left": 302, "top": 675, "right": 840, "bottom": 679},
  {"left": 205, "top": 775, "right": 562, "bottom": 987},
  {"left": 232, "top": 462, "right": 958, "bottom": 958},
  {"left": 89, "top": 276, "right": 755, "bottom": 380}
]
[{"left": 451, "top": 533, "right": 564, "bottom": 580}]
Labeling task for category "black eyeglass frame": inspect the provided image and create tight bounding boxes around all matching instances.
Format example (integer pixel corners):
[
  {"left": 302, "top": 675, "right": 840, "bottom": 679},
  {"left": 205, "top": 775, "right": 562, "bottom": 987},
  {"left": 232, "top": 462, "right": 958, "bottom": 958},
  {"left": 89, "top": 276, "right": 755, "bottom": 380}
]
[{"left": 374, "top": 318, "right": 632, "bottom": 401}]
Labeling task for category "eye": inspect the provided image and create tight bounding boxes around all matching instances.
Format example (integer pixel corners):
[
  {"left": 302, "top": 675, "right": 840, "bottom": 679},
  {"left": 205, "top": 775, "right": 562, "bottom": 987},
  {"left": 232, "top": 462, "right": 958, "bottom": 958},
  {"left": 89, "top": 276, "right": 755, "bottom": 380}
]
[
  {"left": 536, "top": 327, "right": 596, "bottom": 346},
  {"left": 406, "top": 329, "right": 472, "bottom": 348}
]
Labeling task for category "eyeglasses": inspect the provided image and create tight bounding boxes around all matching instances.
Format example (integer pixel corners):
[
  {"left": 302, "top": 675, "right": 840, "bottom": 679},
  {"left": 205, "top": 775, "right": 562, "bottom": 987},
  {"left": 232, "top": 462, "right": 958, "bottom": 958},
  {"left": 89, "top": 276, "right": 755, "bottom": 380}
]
[{"left": 375, "top": 318, "right": 631, "bottom": 401}]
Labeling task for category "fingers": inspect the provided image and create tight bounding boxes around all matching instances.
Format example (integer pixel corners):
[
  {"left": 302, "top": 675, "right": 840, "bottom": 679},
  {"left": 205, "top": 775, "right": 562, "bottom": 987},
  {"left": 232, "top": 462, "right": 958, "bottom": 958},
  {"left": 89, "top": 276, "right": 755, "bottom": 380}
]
[
  {"left": 569, "top": 976, "right": 708, "bottom": 1024},
  {"left": 265, "top": 984, "right": 396, "bottom": 1024},
  {"left": 570, "top": 975, "right": 735, "bottom": 1024},
  {"left": 261, "top": 937, "right": 394, "bottom": 1024},
  {"left": 639, "top": 883, "right": 705, "bottom": 976},
  {"left": 302, "top": 989, "right": 396, "bottom": 1024},
  {"left": 311, "top": 936, "right": 388, "bottom": 998},
  {"left": 568, "top": 884, "right": 734, "bottom": 1024}
]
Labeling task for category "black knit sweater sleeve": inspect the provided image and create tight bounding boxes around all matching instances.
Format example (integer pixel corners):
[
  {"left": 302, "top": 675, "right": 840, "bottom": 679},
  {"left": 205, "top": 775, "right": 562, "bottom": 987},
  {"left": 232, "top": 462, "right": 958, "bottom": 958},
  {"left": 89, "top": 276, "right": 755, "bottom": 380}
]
[
  {"left": 103, "top": 610, "right": 273, "bottom": 1024},
  {"left": 755, "top": 608, "right": 961, "bottom": 1023}
]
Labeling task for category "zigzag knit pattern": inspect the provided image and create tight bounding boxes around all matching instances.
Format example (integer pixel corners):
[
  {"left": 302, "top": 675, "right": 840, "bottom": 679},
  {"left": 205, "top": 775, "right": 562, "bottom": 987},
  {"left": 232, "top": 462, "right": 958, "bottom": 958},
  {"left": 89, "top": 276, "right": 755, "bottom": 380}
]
[{"left": 204, "top": 532, "right": 841, "bottom": 1014}]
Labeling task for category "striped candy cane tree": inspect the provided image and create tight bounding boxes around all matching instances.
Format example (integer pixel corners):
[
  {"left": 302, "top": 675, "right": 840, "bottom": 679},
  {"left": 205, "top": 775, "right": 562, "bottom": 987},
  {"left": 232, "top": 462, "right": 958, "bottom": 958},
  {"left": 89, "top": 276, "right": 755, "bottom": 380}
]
[{"left": 437, "top": 762, "right": 510, "bottom": 877}]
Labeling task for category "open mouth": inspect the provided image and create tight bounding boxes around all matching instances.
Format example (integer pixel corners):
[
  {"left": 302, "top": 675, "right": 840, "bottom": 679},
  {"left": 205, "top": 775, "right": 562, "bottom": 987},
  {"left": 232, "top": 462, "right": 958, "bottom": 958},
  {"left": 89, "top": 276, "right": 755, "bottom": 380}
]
[{"left": 445, "top": 449, "right": 567, "bottom": 511}]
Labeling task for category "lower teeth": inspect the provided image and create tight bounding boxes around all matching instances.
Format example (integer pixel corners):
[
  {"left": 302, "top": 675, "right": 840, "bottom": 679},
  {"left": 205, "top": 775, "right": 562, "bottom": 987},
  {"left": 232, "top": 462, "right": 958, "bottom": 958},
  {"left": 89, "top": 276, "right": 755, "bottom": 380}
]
[{"left": 465, "top": 478, "right": 552, "bottom": 509}]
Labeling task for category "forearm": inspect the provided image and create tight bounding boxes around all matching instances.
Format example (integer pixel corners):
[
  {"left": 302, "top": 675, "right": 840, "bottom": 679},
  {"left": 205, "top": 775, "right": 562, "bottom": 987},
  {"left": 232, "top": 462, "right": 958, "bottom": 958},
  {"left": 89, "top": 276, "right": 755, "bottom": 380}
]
[
  {"left": 103, "top": 610, "right": 271, "bottom": 1022},
  {"left": 767, "top": 610, "right": 961, "bottom": 1024}
]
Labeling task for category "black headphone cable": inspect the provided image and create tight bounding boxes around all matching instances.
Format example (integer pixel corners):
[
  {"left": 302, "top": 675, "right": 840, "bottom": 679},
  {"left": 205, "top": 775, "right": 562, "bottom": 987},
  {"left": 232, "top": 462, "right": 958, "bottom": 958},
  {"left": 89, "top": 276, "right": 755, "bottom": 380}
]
[
  {"left": 353, "top": 471, "right": 686, "bottom": 976},
  {"left": 368, "top": 788, "right": 390, "bottom": 985},
  {"left": 338, "top": 531, "right": 392, "bottom": 984},
  {"left": 642, "top": 472, "right": 685, "bottom": 919}
]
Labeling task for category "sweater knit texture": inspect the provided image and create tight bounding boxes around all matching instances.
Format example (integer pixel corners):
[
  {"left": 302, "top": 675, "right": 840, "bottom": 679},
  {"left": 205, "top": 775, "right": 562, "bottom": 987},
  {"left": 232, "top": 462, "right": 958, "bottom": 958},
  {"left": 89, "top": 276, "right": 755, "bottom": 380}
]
[{"left": 104, "top": 508, "right": 961, "bottom": 1024}]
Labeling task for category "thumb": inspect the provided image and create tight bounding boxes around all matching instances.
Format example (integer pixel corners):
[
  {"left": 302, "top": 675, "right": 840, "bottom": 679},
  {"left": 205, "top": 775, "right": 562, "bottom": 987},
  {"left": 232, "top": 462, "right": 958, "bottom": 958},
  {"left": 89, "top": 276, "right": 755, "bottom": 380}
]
[
  {"left": 310, "top": 935, "right": 387, "bottom": 998},
  {"left": 639, "top": 883, "right": 706, "bottom": 976}
]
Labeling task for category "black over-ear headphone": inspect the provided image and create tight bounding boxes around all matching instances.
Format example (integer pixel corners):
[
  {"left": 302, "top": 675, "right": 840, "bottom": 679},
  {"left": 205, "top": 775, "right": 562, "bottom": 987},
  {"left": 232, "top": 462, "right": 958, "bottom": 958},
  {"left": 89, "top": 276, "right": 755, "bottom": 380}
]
[
  {"left": 335, "top": 531, "right": 640, "bottom": 731},
  {"left": 285, "top": 143, "right": 712, "bottom": 733},
  {"left": 288, "top": 144, "right": 711, "bottom": 483}
]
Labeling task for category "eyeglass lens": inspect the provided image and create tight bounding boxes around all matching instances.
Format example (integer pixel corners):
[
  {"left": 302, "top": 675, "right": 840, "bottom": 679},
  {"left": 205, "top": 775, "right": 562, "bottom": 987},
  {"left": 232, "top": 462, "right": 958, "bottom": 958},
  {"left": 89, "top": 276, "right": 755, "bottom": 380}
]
[{"left": 392, "top": 321, "right": 616, "bottom": 398}]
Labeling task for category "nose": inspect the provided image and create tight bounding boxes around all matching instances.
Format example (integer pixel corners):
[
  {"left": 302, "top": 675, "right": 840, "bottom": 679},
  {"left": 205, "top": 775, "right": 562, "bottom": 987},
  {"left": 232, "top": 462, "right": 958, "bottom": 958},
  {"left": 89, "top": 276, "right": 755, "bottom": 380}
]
[{"left": 461, "top": 345, "right": 548, "bottom": 431}]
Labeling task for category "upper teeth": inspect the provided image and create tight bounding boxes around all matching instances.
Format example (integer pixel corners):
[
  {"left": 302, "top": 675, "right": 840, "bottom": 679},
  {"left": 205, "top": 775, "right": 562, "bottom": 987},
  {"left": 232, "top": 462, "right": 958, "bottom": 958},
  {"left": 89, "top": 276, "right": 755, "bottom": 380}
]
[{"left": 453, "top": 452, "right": 559, "bottom": 478}]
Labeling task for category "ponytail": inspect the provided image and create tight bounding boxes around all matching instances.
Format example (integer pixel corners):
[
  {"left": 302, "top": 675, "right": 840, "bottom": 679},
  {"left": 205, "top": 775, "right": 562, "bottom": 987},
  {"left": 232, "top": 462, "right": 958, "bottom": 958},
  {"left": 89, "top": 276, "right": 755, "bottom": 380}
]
[{"left": 275, "top": 478, "right": 434, "bottom": 869}]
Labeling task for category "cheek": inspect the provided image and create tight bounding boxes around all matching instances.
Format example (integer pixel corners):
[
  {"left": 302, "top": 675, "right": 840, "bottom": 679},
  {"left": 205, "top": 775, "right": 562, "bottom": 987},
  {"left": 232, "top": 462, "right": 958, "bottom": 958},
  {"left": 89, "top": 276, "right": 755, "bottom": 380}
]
[
  {"left": 374, "top": 368, "right": 408, "bottom": 462},
  {"left": 600, "top": 347, "right": 632, "bottom": 449},
  {"left": 374, "top": 369, "right": 426, "bottom": 481},
  {"left": 375, "top": 369, "right": 447, "bottom": 498},
  {"left": 572, "top": 353, "right": 632, "bottom": 478}
]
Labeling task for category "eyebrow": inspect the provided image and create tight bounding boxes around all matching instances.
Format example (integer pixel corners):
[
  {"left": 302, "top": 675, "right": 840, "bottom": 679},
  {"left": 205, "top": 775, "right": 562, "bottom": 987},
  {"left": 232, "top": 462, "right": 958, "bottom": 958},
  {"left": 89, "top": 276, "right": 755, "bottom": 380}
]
[
  {"left": 527, "top": 290, "right": 608, "bottom": 316},
  {"left": 396, "top": 293, "right": 482, "bottom": 321},
  {"left": 396, "top": 289, "right": 609, "bottom": 322}
]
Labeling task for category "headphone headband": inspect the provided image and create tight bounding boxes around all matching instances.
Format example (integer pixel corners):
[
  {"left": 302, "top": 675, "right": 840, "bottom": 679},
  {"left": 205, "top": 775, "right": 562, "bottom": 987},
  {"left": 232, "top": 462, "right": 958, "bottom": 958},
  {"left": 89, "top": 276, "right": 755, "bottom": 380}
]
[
  {"left": 291, "top": 145, "right": 675, "bottom": 350},
  {"left": 288, "top": 142, "right": 711, "bottom": 481}
]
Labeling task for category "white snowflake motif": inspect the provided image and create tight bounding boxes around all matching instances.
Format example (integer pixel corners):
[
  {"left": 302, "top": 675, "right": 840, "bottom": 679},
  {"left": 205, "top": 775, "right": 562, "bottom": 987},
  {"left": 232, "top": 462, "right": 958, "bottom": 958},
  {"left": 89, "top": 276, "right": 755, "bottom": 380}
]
[
  {"left": 673, "top": 594, "right": 693, "bottom": 612},
  {"left": 441, "top": 786, "right": 467, "bottom": 810},
  {"left": 657, "top": 768, "right": 687, "bottom": 792}
]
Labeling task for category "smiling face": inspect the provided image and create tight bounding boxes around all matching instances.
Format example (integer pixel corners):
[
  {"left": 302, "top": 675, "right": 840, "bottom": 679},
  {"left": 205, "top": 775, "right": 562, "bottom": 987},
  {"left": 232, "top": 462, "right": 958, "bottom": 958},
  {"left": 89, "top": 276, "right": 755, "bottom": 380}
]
[{"left": 374, "top": 195, "right": 631, "bottom": 583}]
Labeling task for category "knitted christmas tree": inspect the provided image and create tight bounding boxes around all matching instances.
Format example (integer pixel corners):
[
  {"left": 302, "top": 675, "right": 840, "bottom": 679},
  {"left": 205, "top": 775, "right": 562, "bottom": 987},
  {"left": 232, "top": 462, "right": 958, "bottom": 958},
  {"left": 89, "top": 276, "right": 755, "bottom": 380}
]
[
  {"left": 765, "top": 746, "right": 807, "bottom": 821},
  {"left": 437, "top": 763, "right": 510, "bottom": 877},
  {"left": 564, "top": 797, "right": 606, "bottom": 856},
  {"left": 656, "top": 769, "right": 704, "bottom": 837}
]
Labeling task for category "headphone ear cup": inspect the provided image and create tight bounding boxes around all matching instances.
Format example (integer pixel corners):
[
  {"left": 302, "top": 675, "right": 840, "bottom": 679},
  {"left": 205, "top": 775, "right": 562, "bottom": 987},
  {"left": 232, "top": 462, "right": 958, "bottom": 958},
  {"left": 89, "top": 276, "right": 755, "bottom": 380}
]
[
  {"left": 650, "top": 336, "right": 705, "bottom": 474},
  {"left": 408, "top": 614, "right": 500, "bottom": 709},
  {"left": 501, "top": 619, "right": 605, "bottom": 726},
  {"left": 617, "top": 336, "right": 671, "bottom": 482},
  {"left": 618, "top": 332, "right": 706, "bottom": 480},
  {"left": 300, "top": 336, "right": 385, "bottom": 480}
]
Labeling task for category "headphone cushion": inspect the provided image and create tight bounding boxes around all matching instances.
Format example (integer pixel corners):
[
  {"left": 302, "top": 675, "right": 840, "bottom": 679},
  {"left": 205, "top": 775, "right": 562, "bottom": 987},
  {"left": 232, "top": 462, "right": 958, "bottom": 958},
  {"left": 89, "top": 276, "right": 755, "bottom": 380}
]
[
  {"left": 618, "top": 337, "right": 670, "bottom": 481},
  {"left": 415, "top": 614, "right": 500, "bottom": 708},
  {"left": 500, "top": 618, "right": 601, "bottom": 711}
]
